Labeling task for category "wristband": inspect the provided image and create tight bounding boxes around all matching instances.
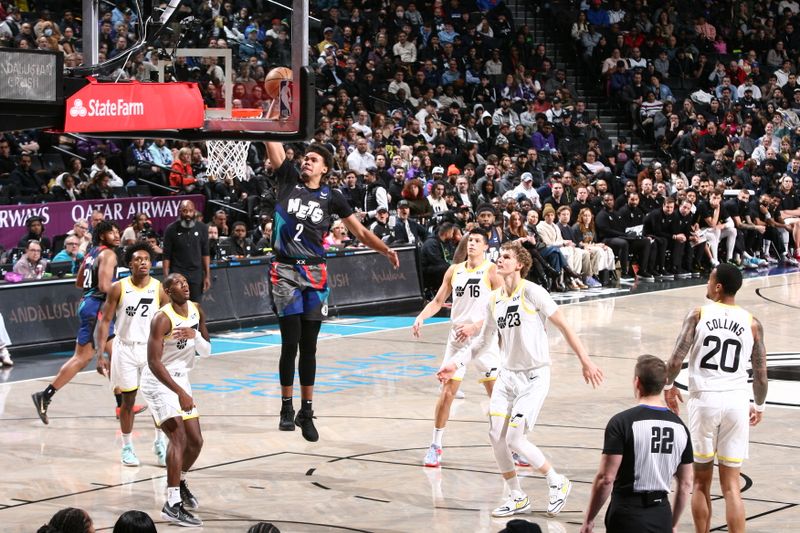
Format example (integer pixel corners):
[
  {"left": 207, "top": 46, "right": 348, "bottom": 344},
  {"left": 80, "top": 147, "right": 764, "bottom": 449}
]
[
  {"left": 754, "top": 402, "right": 766, "bottom": 413},
  {"left": 195, "top": 335, "right": 211, "bottom": 358},
  {"left": 663, "top": 383, "right": 674, "bottom": 390}
]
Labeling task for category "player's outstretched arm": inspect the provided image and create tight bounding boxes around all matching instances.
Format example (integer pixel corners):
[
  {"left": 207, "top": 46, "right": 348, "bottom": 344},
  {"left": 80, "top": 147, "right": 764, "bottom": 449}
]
[
  {"left": 97, "top": 249, "right": 118, "bottom": 295},
  {"left": 94, "top": 281, "right": 122, "bottom": 377},
  {"left": 750, "top": 316, "right": 768, "bottom": 425},
  {"left": 548, "top": 308, "right": 604, "bottom": 388},
  {"left": 580, "top": 453, "right": 622, "bottom": 533},
  {"left": 412, "top": 264, "right": 455, "bottom": 338},
  {"left": 664, "top": 307, "right": 700, "bottom": 414},
  {"left": 342, "top": 215, "right": 399, "bottom": 268},
  {"left": 265, "top": 141, "right": 286, "bottom": 170}
]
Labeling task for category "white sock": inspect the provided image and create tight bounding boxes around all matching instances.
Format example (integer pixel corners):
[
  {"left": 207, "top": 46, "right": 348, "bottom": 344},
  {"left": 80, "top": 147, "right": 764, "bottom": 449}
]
[
  {"left": 545, "top": 467, "right": 561, "bottom": 486},
  {"left": 181, "top": 471, "right": 187, "bottom": 481},
  {"left": 154, "top": 428, "right": 165, "bottom": 443},
  {"left": 432, "top": 428, "right": 444, "bottom": 447},
  {"left": 167, "top": 486, "right": 181, "bottom": 506},
  {"left": 507, "top": 475, "right": 522, "bottom": 495},
  {"left": 121, "top": 433, "right": 132, "bottom": 446}
]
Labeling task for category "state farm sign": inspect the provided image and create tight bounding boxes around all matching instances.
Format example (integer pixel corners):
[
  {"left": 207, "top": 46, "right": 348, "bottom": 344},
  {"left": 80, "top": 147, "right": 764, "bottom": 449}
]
[{"left": 63, "top": 77, "right": 203, "bottom": 132}]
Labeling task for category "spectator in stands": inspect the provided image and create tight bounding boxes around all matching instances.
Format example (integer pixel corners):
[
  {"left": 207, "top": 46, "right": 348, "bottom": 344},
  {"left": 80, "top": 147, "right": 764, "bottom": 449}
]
[
  {"left": 51, "top": 236, "right": 84, "bottom": 274},
  {"left": 17, "top": 216, "right": 51, "bottom": 253},
  {"left": 13, "top": 240, "right": 48, "bottom": 280},
  {"left": 537, "top": 205, "right": 589, "bottom": 289},
  {"left": 169, "top": 147, "right": 196, "bottom": 192},
  {"left": 420, "top": 222, "right": 458, "bottom": 292},
  {"left": 394, "top": 200, "right": 427, "bottom": 244},
  {"left": 147, "top": 138, "right": 173, "bottom": 168},
  {"left": 51, "top": 172, "right": 83, "bottom": 202},
  {"left": 89, "top": 152, "right": 124, "bottom": 187},
  {"left": 36, "top": 507, "right": 93, "bottom": 533},
  {"left": 229, "top": 221, "right": 255, "bottom": 257},
  {"left": 369, "top": 207, "right": 394, "bottom": 243},
  {"left": 121, "top": 213, "right": 151, "bottom": 246},
  {"left": 84, "top": 171, "right": 114, "bottom": 200},
  {"left": 10, "top": 152, "right": 48, "bottom": 197}
]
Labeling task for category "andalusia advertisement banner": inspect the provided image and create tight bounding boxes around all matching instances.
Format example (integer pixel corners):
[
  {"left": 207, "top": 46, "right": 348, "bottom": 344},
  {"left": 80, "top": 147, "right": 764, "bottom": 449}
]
[
  {"left": 63, "top": 78, "right": 204, "bottom": 132},
  {"left": 0, "top": 195, "right": 205, "bottom": 251}
]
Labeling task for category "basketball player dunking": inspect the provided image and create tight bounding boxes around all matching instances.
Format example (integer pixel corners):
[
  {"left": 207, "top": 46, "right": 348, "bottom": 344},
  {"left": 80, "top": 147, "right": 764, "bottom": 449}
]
[
  {"left": 438, "top": 241, "right": 604, "bottom": 518},
  {"left": 32, "top": 221, "right": 121, "bottom": 424},
  {"left": 94, "top": 243, "right": 169, "bottom": 467},
  {"left": 665, "top": 264, "right": 768, "bottom": 533},
  {"left": 264, "top": 141, "right": 398, "bottom": 442}
]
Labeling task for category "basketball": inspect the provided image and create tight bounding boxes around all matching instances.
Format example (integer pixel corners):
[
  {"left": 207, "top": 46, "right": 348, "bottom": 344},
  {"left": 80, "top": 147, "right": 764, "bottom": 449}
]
[{"left": 264, "top": 67, "right": 293, "bottom": 98}]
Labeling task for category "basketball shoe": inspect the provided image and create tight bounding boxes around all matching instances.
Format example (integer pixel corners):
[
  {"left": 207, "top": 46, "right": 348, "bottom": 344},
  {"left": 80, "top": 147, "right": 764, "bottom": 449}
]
[
  {"left": 424, "top": 444, "right": 442, "bottom": 467},
  {"left": 546, "top": 474, "right": 572, "bottom": 516},
  {"left": 32, "top": 391, "right": 50, "bottom": 424},
  {"left": 161, "top": 501, "right": 202, "bottom": 527},
  {"left": 492, "top": 492, "right": 530, "bottom": 517},
  {"left": 295, "top": 409, "right": 319, "bottom": 442},
  {"left": 180, "top": 479, "right": 199, "bottom": 509}
]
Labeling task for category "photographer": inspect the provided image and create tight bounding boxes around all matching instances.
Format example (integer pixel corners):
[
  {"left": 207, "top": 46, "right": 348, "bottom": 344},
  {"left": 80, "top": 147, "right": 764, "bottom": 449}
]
[{"left": 121, "top": 212, "right": 151, "bottom": 246}]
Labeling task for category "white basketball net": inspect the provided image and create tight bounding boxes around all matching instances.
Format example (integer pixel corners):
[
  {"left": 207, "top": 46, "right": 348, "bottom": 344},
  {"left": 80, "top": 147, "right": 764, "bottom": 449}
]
[{"left": 206, "top": 140, "right": 251, "bottom": 182}]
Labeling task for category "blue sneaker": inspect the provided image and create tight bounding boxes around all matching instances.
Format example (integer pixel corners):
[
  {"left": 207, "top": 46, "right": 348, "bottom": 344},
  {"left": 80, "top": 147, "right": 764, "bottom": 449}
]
[
  {"left": 585, "top": 276, "right": 602, "bottom": 288},
  {"left": 153, "top": 439, "right": 166, "bottom": 467},
  {"left": 121, "top": 444, "right": 140, "bottom": 467}
]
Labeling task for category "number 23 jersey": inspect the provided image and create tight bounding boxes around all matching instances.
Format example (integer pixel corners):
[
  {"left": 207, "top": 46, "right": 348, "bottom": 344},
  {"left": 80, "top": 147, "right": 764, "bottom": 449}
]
[
  {"left": 689, "top": 302, "right": 754, "bottom": 393},
  {"left": 273, "top": 159, "right": 353, "bottom": 260},
  {"left": 490, "top": 280, "right": 558, "bottom": 372}
]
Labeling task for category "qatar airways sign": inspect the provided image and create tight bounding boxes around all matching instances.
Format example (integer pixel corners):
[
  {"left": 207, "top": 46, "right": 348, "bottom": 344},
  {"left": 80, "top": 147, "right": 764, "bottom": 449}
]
[{"left": 63, "top": 78, "right": 203, "bottom": 132}]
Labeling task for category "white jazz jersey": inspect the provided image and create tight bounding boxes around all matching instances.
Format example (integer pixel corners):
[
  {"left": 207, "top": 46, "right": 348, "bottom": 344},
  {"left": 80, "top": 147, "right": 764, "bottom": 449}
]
[
  {"left": 450, "top": 259, "right": 493, "bottom": 325},
  {"left": 689, "top": 302, "right": 754, "bottom": 393},
  {"left": 490, "top": 280, "right": 558, "bottom": 371},
  {"left": 160, "top": 302, "right": 201, "bottom": 371},
  {"left": 115, "top": 277, "right": 162, "bottom": 343}
]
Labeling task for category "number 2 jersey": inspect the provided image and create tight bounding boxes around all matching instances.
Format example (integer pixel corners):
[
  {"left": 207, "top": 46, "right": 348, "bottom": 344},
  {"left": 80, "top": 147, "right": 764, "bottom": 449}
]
[
  {"left": 488, "top": 280, "right": 558, "bottom": 372},
  {"left": 689, "top": 302, "right": 754, "bottom": 393},
  {"left": 115, "top": 277, "right": 163, "bottom": 343},
  {"left": 272, "top": 159, "right": 353, "bottom": 260}
]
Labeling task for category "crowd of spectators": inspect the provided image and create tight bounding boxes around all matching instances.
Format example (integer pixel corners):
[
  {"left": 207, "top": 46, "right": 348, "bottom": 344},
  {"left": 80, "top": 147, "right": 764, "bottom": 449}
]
[{"left": 1, "top": 0, "right": 800, "bottom": 294}]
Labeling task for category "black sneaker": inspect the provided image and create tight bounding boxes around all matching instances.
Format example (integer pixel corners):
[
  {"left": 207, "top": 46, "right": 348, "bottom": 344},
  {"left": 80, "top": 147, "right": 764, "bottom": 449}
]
[
  {"left": 32, "top": 391, "right": 50, "bottom": 425},
  {"left": 295, "top": 409, "right": 319, "bottom": 442},
  {"left": 161, "top": 501, "right": 202, "bottom": 527},
  {"left": 279, "top": 405, "right": 295, "bottom": 431},
  {"left": 180, "top": 479, "right": 199, "bottom": 509}
]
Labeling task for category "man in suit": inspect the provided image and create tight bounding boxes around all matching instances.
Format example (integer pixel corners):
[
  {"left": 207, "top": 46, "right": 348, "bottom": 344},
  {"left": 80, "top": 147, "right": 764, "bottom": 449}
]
[{"left": 394, "top": 200, "right": 427, "bottom": 244}]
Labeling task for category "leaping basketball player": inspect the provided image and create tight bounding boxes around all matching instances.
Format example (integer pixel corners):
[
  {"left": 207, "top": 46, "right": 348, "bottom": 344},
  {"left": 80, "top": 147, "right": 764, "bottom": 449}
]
[
  {"left": 413, "top": 229, "right": 503, "bottom": 467},
  {"left": 94, "top": 243, "right": 169, "bottom": 467},
  {"left": 664, "top": 264, "right": 768, "bottom": 533},
  {"left": 264, "top": 141, "right": 399, "bottom": 442},
  {"left": 438, "top": 241, "right": 604, "bottom": 518},
  {"left": 143, "top": 273, "right": 210, "bottom": 527},
  {"left": 32, "top": 221, "right": 121, "bottom": 424}
]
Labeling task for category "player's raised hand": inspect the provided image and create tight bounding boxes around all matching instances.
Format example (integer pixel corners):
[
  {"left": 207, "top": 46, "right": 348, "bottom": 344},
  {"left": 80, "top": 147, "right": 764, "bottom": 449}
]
[
  {"left": 412, "top": 317, "right": 423, "bottom": 338},
  {"left": 581, "top": 361, "right": 604, "bottom": 388},
  {"left": 664, "top": 387, "right": 683, "bottom": 415},
  {"left": 436, "top": 363, "right": 457, "bottom": 384}
]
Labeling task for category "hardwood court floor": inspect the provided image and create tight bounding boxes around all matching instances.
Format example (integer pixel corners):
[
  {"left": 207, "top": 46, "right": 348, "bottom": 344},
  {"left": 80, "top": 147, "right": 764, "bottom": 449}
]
[{"left": 1, "top": 274, "right": 798, "bottom": 532}]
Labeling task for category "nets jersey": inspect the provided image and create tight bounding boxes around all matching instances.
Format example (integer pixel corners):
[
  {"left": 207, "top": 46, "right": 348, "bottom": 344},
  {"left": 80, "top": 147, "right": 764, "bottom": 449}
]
[
  {"left": 490, "top": 280, "right": 558, "bottom": 371},
  {"left": 115, "top": 277, "right": 162, "bottom": 343},
  {"left": 160, "top": 302, "right": 200, "bottom": 370},
  {"left": 689, "top": 302, "right": 754, "bottom": 393},
  {"left": 273, "top": 159, "right": 353, "bottom": 260},
  {"left": 450, "top": 259, "right": 493, "bottom": 325},
  {"left": 81, "top": 245, "right": 116, "bottom": 300}
]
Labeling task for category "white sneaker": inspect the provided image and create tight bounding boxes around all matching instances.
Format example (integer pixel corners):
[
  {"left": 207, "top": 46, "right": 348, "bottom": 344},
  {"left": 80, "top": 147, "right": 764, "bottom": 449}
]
[
  {"left": 546, "top": 475, "right": 572, "bottom": 517},
  {"left": 423, "top": 444, "right": 442, "bottom": 467},
  {"left": 0, "top": 347, "right": 12, "bottom": 367},
  {"left": 491, "top": 493, "right": 530, "bottom": 517}
]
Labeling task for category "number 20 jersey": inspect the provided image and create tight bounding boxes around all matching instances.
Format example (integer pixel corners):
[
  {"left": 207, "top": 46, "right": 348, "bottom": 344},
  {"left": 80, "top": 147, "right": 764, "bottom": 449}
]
[
  {"left": 689, "top": 302, "right": 754, "bottom": 393},
  {"left": 490, "top": 280, "right": 558, "bottom": 372},
  {"left": 115, "top": 277, "right": 162, "bottom": 343}
]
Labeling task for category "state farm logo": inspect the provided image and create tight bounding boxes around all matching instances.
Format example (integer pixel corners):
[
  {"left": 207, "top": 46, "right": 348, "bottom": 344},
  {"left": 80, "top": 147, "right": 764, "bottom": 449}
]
[
  {"left": 69, "top": 97, "right": 145, "bottom": 118},
  {"left": 69, "top": 98, "right": 87, "bottom": 117}
]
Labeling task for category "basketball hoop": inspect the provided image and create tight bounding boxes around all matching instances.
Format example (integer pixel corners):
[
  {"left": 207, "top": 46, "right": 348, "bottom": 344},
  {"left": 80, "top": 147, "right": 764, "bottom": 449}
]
[{"left": 206, "top": 139, "right": 251, "bottom": 182}]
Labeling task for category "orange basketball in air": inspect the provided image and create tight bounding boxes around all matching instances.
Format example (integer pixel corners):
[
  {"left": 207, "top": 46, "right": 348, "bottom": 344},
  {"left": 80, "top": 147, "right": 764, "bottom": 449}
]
[{"left": 264, "top": 67, "right": 293, "bottom": 98}]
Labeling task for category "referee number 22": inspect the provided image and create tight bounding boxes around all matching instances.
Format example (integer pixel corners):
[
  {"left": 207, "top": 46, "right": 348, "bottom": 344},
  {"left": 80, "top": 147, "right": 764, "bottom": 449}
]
[{"left": 651, "top": 426, "right": 674, "bottom": 454}]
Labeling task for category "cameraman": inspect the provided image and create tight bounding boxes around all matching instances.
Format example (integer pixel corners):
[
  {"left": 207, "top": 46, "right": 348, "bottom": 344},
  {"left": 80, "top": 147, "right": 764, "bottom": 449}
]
[{"left": 121, "top": 212, "right": 151, "bottom": 246}]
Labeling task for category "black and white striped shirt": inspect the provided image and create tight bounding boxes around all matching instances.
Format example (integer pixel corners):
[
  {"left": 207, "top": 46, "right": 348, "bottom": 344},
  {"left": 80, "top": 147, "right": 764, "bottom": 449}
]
[{"left": 604, "top": 405, "right": 693, "bottom": 495}]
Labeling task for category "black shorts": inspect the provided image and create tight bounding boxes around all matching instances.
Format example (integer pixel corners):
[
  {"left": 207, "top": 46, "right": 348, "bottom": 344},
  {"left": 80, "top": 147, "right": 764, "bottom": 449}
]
[{"left": 606, "top": 493, "right": 672, "bottom": 533}]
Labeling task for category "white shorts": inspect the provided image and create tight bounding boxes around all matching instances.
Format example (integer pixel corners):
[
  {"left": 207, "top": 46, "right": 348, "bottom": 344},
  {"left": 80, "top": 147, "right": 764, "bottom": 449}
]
[
  {"left": 110, "top": 338, "right": 147, "bottom": 392},
  {"left": 442, "top": 329, "right": 500, "bottom": 383},
  {"left": 140, "top": 366, "right": 199, "bottom": 426},
  {"left": 490, "top": 366, "right": 550, "bottom": 432},
  {"left": 688, "top": 390, "right": 750, "bottom": 467}
]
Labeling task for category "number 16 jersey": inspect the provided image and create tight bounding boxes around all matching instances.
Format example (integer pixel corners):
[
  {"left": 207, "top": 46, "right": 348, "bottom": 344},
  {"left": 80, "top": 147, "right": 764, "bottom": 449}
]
[{"left": 689, "top": 302, "right": 753, "bottom": 393}]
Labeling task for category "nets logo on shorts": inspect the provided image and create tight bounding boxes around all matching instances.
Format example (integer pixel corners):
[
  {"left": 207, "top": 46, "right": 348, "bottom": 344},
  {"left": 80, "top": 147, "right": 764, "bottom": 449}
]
[{"left": 675, "top": 352, "right": 800, "bottom": 409}]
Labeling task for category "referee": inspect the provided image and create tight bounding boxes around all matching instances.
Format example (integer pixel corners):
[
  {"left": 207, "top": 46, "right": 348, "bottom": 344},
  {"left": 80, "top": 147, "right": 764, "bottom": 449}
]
[
  {"left": 162, "top": 199, "right": 211, "bottom": 301},
  {"left": 580, "top": 355, "right": 693, "bottom": 533}
]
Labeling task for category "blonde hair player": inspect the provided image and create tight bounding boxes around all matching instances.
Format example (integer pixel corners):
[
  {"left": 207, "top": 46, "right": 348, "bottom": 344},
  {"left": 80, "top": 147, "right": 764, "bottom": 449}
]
[
  {"left": 94, "top": 242, "right": 169, "bottom": 467},
  {"left": 413, "top": 229, "right": 503, "bottom": 468},
  {"left": 438, "top": 240, "right": 604, "bottom": 518},
  {"left": 142, "top": 273, "right": 211, "bottom": 527},
  {"left": 664, "top": 264, "right": 768, "bottom": 533}
]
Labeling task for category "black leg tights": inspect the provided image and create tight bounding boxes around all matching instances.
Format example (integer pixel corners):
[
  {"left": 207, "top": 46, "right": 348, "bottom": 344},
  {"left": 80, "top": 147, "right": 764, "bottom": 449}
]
[{"left": 278, "top": 315, "right": 322, "bottom": 387}]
